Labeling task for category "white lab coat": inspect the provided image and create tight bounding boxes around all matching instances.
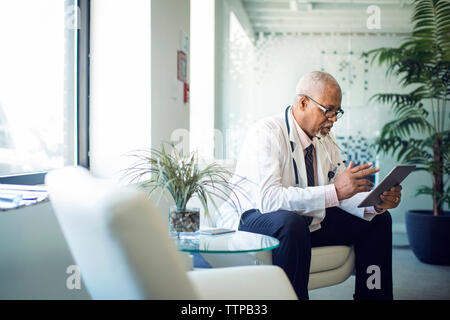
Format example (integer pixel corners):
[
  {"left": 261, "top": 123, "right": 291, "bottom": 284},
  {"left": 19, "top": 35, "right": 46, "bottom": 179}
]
[{"left": 216, "top": 108, "right": 376, "bottom": 231}]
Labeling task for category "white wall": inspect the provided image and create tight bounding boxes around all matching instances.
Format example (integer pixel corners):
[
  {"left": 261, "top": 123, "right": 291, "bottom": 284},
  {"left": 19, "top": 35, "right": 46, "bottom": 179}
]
[
  {"left": 190, "top": 0, "right": 215, "bottom": 160},
  {"left": 151, "top": 0, "right": 190, "bottom": 151},
  {"left": 149, "top": 0, "right": 191, "bottom": 216},
  {"left": 90, "top": 0, "right": 151, "bottom": 180},
  {"left": 90, "top": 0, "right": 190, "bottom": 184}
]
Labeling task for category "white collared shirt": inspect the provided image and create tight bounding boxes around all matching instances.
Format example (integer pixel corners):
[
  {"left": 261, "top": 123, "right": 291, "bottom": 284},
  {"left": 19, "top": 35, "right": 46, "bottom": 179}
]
[{"left": 215, "top": 108, "right": 376, "bottom": 231}]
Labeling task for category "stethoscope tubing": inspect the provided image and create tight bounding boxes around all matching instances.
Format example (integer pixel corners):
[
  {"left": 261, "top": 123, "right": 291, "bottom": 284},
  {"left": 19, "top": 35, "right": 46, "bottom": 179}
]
[{"left": 284, "top": 105, "right": 345, "bottom": 185}]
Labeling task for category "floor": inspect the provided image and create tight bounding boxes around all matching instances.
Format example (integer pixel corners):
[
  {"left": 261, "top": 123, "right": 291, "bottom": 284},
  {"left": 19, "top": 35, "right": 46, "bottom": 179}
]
[
  {"left": 193, "top": 232, "right": 450, "bottom": 300},
  {"left": 309, "top": 246, "right": 450, "bottom": 300}
]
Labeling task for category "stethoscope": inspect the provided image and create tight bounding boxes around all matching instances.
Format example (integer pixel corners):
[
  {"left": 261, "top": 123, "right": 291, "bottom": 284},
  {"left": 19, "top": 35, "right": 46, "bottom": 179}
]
[{"left": 284, "top": 106, "right": 347, "bottom": 185}]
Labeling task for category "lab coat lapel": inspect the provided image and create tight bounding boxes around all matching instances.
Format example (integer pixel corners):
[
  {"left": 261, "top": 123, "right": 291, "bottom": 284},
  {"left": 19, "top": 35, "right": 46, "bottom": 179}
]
[
  {"left": 287, "top": 109, "right": 308, "bottom": 188},
  {"left": 315, "top": 139, "right": 327, "bottom": 186}
]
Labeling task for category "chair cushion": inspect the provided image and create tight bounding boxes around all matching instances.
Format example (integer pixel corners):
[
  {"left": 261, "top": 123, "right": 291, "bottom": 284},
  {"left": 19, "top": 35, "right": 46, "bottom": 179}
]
[
  {"left": 310, "top": 245, "right": 353, "bottom": 273},
  {"left": 187, "top": 265, "right": 298, "bottom": 300}
]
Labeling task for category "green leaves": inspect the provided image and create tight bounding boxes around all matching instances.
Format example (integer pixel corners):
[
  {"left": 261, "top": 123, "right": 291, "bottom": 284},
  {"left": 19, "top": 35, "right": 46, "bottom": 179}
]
[
  {"left": 366, "top": 0, "right": 450, "bottom": 91},
  {"left": 412, "top": 0, "right": 450, "bottom": 61},
  {"left": 379, "top": 111, "right": 432, "bottom": 139},
  {"left": 121, "top": 142, "right": 243, "bottom": 216},
  {"left": 364, "top": 0, "right": 450, "bottom": 212},
  {"left": 416, "top": 184, "right": 450, "bottom": 208}
]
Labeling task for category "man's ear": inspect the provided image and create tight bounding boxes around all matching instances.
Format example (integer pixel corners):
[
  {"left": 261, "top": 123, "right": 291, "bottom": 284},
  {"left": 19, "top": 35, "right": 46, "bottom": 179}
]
[{"left": 298, "top": 96, "right": 308, "bottom": 111}]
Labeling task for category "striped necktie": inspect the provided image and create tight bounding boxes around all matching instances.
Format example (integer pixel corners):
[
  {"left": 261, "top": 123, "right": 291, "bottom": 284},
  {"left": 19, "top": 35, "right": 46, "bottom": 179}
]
[{"left": 305, "top": 144, "right": 315, "bottom": 187}]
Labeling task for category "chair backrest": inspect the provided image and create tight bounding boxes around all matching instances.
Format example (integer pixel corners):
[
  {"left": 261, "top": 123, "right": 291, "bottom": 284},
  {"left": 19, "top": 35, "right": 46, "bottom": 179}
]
[{"left": 46, "top": 166, "right": 197, "bottom": 299}]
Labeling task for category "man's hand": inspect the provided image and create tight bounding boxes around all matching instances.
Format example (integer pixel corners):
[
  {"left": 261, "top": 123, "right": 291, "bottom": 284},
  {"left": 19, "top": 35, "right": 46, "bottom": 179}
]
[
  {"left": 334, "top": 161, "right": 380, "bottom": 201},
  {"left": 375, "top": 185, "right": 403, "bottom": 212}
]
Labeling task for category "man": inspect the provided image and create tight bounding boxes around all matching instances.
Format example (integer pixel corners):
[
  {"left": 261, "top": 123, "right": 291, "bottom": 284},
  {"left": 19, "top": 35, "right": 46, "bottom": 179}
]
[{"left": 217, "top": 71, "right": 402, "bottom": 300}]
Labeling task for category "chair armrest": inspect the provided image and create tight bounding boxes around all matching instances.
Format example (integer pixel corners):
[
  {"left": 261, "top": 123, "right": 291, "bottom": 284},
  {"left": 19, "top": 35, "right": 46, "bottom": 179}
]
[{"left": 186, "top": 265, "right": 298, "bottom": 300}]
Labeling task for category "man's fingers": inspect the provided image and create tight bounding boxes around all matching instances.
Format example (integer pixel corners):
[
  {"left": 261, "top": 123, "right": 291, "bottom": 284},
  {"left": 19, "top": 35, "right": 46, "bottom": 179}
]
[
  {"left": 354, "top": 167, "right": 380, "bottom": 179},
  {"left": 350, "top": 162, "right": 373, "bottom": 173},
  {"left": 390, "top": 185, "right": 402, "bottom": 192},
  {"left": 376, "top": 203, "right": 389, "bottom": 209},
  {"left": 382, "top": 190, "right": 401, "bottom": 197},
  {"left": 381, "top": 194, "right": 400, "bottom": 203},
  {"left": 356, "top": 179, "right": 374, "bottom": 187},
  {"left": 381, "top": 195, "right": 395, "bottom": 202},
  {"left": 357, "top": 186, "right": 372, "bottom": 193},
  {"left": 347, "top": 161, "right": 354, "bottom": 169}
]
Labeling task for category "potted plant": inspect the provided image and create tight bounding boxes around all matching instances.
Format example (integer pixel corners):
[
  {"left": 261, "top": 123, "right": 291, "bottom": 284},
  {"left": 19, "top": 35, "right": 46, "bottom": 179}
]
[
  {"left": 365, "top": 0, "right": 450, "bottom": 264},
  {"left": 121, "top": 142, "right": 242, "bottom": 239}
]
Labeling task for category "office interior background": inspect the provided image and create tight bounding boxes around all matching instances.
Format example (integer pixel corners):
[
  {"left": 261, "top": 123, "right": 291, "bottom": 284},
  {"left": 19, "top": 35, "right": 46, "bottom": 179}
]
[{"left": 0, "top": 0, "right": 449, "bottom": 299}]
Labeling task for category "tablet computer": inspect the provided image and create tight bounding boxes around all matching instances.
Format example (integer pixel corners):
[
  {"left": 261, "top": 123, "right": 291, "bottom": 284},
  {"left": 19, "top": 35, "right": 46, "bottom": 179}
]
[{"left": 357, "top": 165, "right": 416, "bottom": 208}]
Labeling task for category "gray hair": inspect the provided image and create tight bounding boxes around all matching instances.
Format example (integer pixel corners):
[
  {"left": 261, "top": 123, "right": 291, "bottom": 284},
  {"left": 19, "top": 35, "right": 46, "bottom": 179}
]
[{"left": 294, "top": 71, "right": 341, "bottom": 105}]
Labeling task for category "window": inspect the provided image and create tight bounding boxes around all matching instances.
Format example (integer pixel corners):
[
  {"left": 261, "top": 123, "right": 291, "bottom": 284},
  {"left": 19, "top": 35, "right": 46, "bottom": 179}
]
[{"left": 0, "top": 0, "right": 89, "bottom": 184}]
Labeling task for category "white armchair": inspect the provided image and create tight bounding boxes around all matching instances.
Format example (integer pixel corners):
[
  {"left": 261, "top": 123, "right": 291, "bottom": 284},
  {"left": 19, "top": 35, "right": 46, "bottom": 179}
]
[
  {"left": 45, "top": 167, "right": 297, "bottom": 300},
  {"left": 308, "top": 245, "right": 354, "bottom": 290},
  {"left": 194, "top": 160, "right": 355, "bottom": 291}
]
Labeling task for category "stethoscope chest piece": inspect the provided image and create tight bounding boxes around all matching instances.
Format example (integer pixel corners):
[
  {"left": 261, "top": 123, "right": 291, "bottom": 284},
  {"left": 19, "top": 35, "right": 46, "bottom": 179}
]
[{"left": 327, "top": 170, "right": 335, "bottom": 181}]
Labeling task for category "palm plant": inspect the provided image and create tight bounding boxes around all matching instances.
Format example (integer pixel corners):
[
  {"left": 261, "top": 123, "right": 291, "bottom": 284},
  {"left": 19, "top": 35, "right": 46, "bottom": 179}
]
[
  {"left": 121, "top": 141, "right": 243, "bottom": 219},
  {"left": 365, "top": 0, "right": 450, "bottom": 216}
]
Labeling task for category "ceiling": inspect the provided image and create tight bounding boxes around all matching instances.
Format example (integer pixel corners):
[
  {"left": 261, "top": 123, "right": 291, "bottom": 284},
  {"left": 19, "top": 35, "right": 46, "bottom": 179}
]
[{"left": 241, "top": 0, "right": 414, "bottom": 34}]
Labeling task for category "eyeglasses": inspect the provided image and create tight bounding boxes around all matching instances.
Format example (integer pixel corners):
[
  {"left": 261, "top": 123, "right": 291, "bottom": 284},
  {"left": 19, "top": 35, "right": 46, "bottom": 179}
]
[{"left": 297, "top": 94, "right": 344, "bottom": 119}]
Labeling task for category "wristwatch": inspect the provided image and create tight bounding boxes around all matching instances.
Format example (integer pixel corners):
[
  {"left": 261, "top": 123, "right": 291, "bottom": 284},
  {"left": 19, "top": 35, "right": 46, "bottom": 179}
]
[{"left": 374, "top": 206, "right": 386, "bottom": 214}]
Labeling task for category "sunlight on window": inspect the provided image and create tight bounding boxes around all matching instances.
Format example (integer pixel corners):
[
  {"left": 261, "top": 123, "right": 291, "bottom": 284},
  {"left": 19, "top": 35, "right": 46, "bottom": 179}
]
[
  {"left": 229, "top": 11, "right": 254, "bottom": 85},
  {"left": 0, "top": 0, "right": 75, "bottom": 175},
  {"left": 225, "top": 11, "right": 256, "bottom": 161}
]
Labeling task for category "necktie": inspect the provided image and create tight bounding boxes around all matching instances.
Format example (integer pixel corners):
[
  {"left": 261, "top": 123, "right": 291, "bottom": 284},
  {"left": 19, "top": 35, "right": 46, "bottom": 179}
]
[{"left": 305, "top": 144, "right": 315, "bottom": 187}]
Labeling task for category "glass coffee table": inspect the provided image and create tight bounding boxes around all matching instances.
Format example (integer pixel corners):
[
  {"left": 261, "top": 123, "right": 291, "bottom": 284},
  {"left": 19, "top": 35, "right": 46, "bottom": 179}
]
[{"left": 173, "top": 230, "right": 280, "bottom": 268}]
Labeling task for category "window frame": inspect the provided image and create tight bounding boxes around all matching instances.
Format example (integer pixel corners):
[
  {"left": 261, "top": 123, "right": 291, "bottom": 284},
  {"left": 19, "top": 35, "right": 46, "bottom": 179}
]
[
  {"left": 0, "top": 0, "right": 90, "bottom": 185},
  {"left": 77, "top": 0, "right": 90, "bottom": 170}
]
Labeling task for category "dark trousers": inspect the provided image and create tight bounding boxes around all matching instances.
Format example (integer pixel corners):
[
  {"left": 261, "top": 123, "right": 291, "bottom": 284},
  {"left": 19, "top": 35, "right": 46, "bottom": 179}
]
[{"left": 238, "top": 207, "right": 393, "bottom": 300}]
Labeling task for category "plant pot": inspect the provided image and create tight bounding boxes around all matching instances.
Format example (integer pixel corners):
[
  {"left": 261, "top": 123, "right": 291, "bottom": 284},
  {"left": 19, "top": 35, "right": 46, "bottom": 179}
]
[
  {"left": 169, "top": 206, "right": 200, "bottom": 239},
  {"left": 405, "top": 210, "right": 450, "bottom": 265}
]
